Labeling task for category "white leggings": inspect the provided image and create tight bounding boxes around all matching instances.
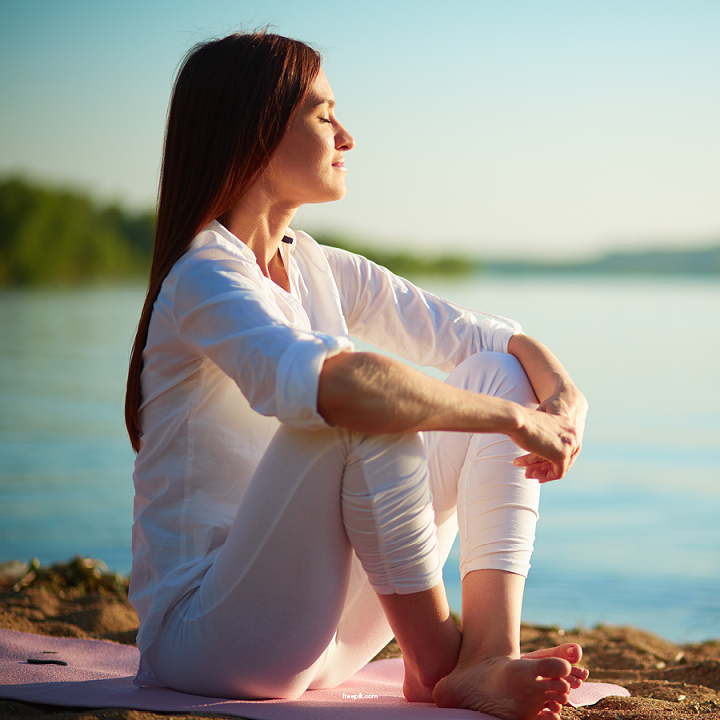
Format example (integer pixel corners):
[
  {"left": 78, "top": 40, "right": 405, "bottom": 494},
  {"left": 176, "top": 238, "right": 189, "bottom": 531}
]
[{"left": 146, "top": 352, "right": 540, "bottom": 699}]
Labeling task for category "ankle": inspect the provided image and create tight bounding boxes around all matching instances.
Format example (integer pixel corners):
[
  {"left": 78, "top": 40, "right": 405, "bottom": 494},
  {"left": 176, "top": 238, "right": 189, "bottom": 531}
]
[
  {"left": 404, "top": 651, "right": 456, "bottom": 694},
  {"left": 458, "top": 638, "right": 520, "bottom": 665}
]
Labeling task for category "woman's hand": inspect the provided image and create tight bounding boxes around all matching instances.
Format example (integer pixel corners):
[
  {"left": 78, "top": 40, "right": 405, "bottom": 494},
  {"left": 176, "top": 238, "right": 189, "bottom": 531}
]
[
  {"left": 538, "top": 383, "right": 587, "bottom": 454},
  {"left": 511, "top": 385, "right": 587, "bottom": 482},
  {"left": 507, "top": 334, "right": 588, "bottom": 482},
  {"left": 506, "top": 408, "right": 577, "bottom": 482}
]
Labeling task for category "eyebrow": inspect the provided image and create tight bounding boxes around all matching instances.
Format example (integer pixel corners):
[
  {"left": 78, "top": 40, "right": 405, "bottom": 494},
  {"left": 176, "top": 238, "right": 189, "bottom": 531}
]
[{"left": 311, "top": 97, "right": 335, "bottom": 108}]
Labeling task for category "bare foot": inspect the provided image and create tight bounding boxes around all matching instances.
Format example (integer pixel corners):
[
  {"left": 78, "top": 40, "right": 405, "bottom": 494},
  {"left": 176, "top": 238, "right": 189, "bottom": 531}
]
[
  {"left": 432, "top": 649, "right": 574, "bottom": 720},
  {"left": 402, "top": 662, "right": 436, "bottom": 704},
  {"left": 523, "top": 643, "right": 589, "bottom": 690}
]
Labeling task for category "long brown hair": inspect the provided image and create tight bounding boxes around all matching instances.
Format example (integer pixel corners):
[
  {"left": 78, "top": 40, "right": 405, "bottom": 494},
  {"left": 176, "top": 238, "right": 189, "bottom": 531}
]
[{"left": 125, "top": 32, "right": 321, "bottom": 452}]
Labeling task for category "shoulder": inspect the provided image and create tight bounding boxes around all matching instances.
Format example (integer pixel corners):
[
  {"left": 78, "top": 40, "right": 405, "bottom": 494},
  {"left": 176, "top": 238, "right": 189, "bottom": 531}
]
[
  {"left": 167, "top": 223, "right": 265, "bottom": 306},
  {"left": 180, "top": 222, "right": 261, "bottom": 277},
  {"left": 292, "top": 230, "right": 371, "bottom": 277},
  {"left": 185, "top": 221, "right": 258, "bottom": 268}
]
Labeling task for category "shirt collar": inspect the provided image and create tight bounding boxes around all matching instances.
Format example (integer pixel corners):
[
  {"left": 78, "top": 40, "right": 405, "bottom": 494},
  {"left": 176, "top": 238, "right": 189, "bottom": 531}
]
[
  {"left": 208, "top": 220, "right": 296, "bottom": 252},
  {"left": 281, "top": 227, "right": 297, "bottom": 249}
]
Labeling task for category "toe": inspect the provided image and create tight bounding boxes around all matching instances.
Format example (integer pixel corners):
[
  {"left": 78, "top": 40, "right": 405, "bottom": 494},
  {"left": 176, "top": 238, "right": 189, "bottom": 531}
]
[
  {"left": 562, "top": 643, "right": 582, "bottom": 664},
  {"left": 568, "top": 665, "right": 590, "bottom": 688},
  {"left": 544, "top": 677, "right": 571, "bottom": 698},
  {"left": 543, "top": 699, "right": 564, "bottom": 714},
  {"left": 523, "top": 643, "right": 578, "bottom": 660},
  {"left": 539, "top": 709, "right": 562, "bottom": 720},
  {"left": 534, "top": 657, "right": 572, "bottom": 679},
  {"left": 523, "top": 643, "right": 583, "bottom": 665}
]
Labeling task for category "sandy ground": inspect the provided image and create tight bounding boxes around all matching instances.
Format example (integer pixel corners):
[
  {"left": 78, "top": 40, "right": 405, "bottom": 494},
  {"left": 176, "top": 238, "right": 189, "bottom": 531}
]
[{"left": 1, "top": 557, "right": 718, "bottom": 720}]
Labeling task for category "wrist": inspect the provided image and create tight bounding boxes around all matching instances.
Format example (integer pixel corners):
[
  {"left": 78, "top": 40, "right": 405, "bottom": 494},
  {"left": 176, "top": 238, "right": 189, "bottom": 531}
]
[
  {"left": 498, "top": 400, "right": 526, "bottom": 436},
  {"left": 551, "top": 383, "right": 587, "bottom": 425},
  {"left": 555, "top": 380, "right": 583, "bottom": 406}
]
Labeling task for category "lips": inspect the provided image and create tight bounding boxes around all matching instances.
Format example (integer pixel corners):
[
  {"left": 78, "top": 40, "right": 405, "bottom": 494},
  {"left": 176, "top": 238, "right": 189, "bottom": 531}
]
[{"left": 332, "top": 159, "right": 346, "bottom": 171}]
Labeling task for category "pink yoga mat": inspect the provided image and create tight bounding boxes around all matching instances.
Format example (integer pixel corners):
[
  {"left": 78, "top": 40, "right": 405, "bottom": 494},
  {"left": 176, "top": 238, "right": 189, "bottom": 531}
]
[{"left": 0, "top": 629, "right": 628, "bottom": 719}]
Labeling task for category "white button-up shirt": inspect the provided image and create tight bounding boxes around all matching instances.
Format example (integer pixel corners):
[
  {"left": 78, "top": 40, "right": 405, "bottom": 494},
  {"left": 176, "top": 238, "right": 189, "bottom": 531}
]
[{"left": 130, "top": 220, "right": 519, "bottom": 681}]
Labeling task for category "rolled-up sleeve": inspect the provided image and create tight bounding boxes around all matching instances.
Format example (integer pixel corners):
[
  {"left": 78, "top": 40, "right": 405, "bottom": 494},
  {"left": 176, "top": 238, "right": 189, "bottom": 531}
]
[{"left": 172, "top": 253, "right": 352, "bottom": 429}]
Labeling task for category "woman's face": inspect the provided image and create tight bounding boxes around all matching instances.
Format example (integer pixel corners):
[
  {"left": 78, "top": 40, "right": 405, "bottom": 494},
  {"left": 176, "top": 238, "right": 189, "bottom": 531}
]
[{"left": 263, "top": 70, "right": 355, "bottom": 207}]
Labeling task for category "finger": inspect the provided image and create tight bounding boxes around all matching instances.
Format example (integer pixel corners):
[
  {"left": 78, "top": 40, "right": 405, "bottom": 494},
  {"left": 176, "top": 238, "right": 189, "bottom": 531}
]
[
  {"left": 523, "top": 459, "right": 561, "bottom": 482},
  {"left": 537, "top": 465, "right": 566, "bottom": 483},
  {"left": 523, "top": 463, "right": 550, "bottom": 481},
  {"left": 534, "top": 471, "right": 557, "bottom": 483},
  {"left": 513, "top": 454, "right": 534, "bottom": 467}
]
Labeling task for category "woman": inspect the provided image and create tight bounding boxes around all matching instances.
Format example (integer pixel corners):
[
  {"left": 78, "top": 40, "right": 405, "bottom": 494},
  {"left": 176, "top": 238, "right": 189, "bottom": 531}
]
[{"left": 126, "top": 31, "right": 589, "bottom": 720}]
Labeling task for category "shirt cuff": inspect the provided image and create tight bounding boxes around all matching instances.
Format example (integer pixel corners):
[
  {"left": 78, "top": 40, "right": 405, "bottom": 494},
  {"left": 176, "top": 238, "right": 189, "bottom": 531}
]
[
  {"left": 479, "top": 317, "right": 522, "bottom": 354},
  {"left": 275, "top": 333, "right": 354, "bottom": 428}
]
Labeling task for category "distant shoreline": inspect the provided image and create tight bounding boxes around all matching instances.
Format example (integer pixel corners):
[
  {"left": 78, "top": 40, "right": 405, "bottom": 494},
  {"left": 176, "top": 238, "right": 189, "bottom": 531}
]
[
  {"left": 2, "top": 176, "right": 718, "bottom": 286},
  {"left": 481, "top": 245, "right": 720, "bottom": 276}
]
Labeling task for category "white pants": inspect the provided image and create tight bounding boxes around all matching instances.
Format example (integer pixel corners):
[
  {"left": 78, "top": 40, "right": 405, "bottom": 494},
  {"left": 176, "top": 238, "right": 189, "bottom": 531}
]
[{"left": 146, "top": 352, "right": 540, "bottom": 699}]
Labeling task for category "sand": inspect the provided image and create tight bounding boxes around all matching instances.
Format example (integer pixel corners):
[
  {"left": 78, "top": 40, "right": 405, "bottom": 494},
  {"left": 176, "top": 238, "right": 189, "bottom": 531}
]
[{"left": 1, "top": 557, "right": 718, "bottom": 720}]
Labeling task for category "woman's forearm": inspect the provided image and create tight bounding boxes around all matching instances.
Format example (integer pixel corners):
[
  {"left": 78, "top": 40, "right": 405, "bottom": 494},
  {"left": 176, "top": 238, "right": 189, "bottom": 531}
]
[
  {"left": 507, "top": 334, "right": 587, "bottom": 419},
  {"left": 507, "top": 334, "right": 588, "bottom": 480},
  {"left": 317, "top": 351, "right": 523, "bottom": 436},
  {"left": 507, "top": 334, "right": 574, "bottom": 403},
  {"left": 317, "top": 348, "right": 583, "bottom": 481}
]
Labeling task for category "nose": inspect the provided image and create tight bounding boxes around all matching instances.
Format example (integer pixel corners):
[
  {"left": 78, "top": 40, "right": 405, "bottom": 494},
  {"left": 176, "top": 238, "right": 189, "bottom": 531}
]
[{"left": 336, "top": 123, "right": 355, "bottom": 151}]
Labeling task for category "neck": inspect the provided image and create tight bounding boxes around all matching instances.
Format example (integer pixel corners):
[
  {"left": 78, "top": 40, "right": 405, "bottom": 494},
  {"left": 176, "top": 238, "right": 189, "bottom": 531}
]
[{"left": 220, "top": 189, "right": 297, "bottom": 291}]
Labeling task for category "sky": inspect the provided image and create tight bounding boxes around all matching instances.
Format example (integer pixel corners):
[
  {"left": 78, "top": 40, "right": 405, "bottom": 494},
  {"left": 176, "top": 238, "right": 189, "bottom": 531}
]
[{"left": 1, "top": 0, "right": 719, "bottom": 260}]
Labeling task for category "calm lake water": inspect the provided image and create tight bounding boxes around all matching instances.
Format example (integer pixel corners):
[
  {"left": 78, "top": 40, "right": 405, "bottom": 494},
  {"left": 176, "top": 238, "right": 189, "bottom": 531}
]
[{"left": 1, "top": 275, "right": 718, "bottom": 643}]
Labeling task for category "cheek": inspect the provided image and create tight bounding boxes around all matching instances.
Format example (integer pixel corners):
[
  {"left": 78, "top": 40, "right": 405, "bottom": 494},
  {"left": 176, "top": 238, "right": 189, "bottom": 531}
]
[
  {"left": 287, "top": 138, "right": 325, "bottom": 172},
  {"left": 302, "top": 134, "right": 331, "bottom": 163},
  {"left": 268, "top": 126, "right": 334, "bottom": 188}
]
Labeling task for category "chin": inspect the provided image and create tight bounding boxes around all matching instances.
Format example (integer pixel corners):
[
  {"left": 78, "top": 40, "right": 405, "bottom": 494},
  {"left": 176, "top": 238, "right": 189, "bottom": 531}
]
[
  {"left": 332, "top": 182, "right": 348, "bottom": 201},
  {"left": 312, "top": 187, "right": 347, "bottom": 204}
]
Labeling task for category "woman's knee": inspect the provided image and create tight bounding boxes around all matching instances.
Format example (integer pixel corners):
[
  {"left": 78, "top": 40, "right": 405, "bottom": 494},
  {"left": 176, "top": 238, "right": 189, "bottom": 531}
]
[
  {"left": 341, "top": 430, "right": 441, "bottom": 595},
  {"left": 446, "top": 351, "right": 537, "bottom": 406}
]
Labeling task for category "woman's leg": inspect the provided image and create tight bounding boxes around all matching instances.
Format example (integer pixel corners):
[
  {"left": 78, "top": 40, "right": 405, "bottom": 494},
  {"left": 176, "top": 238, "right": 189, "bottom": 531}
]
[
  {"left": 146, "top": 424, "right": 443, "bottom": 699},
  {"left": 377, "top": 353, "right": 585, "bottom": 719},
  {"left": 433, "top": 569, "right": 582, "bottom": 720}
]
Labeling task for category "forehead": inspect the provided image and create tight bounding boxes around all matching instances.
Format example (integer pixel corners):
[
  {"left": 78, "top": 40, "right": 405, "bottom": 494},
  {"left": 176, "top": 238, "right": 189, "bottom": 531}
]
[{"left": 304, "top": 69, "right": 334, "bottom": 106}]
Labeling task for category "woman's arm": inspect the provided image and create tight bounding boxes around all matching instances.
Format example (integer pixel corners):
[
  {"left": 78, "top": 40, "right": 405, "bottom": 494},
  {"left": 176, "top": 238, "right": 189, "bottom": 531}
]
[
  {"left": 320, "top": 244, "right": 516, "bottom": 371},
  {"left": 507, "top": 334, "right": 588, "bottom": 481},
  {"left": 318, "top": 351, "right": 580, "bottom": 481}
]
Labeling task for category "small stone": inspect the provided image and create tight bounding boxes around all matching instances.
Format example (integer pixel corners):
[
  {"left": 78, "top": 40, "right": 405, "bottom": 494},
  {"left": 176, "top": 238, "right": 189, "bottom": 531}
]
[
  {"left": 655, "top": 661, "right": 666, "bottom": 669},
  {"left": 0, "top": 560, "right": 29, "bottom": 584}
]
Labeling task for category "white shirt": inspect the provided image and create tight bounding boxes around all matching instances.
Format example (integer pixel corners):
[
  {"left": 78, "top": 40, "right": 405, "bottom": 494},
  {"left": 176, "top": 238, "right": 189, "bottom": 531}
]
[{"left": 130, "top": 220, "right": 520, "bottom": 676}]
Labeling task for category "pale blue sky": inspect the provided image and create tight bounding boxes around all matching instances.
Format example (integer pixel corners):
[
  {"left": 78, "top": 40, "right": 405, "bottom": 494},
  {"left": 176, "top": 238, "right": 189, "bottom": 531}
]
[{"left": 1, "top": 0, "right": 718, "bottom": 258}]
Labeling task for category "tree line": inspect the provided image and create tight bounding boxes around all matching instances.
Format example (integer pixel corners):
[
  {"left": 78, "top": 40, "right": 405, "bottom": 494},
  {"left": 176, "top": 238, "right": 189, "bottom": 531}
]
[
  {"left": 0, "top": 177, "right": 155, "bottom": 286},
  {"left": 0, "top": 177, "right": 473, "bottom": 287}
]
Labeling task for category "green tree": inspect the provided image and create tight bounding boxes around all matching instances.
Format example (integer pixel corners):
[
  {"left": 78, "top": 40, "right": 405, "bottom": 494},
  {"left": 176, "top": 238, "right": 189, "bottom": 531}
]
[{"left": 0, "top": 177, "right": 154, "bottom": 286}]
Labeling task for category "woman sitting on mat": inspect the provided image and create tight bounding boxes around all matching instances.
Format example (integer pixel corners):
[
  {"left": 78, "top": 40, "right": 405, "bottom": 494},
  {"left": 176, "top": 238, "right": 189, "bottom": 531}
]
[{"left": 125, "top": 31, "right": 589, "bottom": 720}]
